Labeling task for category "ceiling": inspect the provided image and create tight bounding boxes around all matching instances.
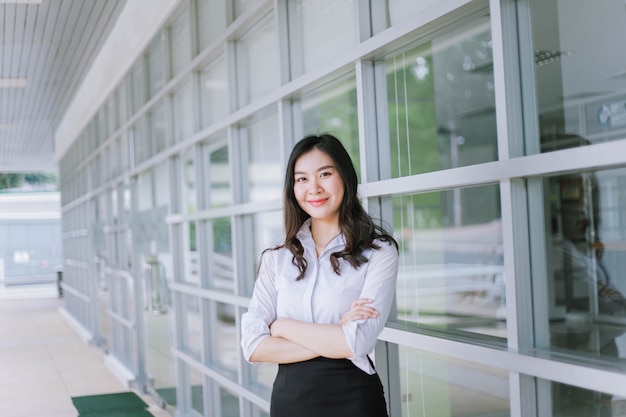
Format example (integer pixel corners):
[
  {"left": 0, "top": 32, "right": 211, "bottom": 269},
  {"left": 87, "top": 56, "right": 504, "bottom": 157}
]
[{"left": 0, "top": 0, "right": 127, "bottom": 173}]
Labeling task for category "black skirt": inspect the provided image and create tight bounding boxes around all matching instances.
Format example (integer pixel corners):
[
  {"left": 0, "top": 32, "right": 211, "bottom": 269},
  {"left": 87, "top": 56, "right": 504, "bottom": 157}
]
[{"left": 270, "top": 357, "right": 388, "bottom": 417}]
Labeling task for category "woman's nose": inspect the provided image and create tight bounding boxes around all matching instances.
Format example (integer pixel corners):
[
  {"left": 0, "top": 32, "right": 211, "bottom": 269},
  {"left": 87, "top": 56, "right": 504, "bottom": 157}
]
[{"left": 308, "top": 178, "right": 322, "bottom": 193}]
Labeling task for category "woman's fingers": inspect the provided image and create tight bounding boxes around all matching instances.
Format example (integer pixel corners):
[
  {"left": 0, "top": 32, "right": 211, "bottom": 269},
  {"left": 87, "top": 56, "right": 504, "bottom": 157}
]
[
  {"left": 340, "top": 299, "right": 379, "bottom": 324},
  {"left": 351, "top": 298, "right": 373, "bottom": 308}
]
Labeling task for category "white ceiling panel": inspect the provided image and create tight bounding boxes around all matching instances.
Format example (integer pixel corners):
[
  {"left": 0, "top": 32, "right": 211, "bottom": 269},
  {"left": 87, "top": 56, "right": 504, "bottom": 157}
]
[{"left": 0, "top": 0, "right": 127, "bottom": 173}]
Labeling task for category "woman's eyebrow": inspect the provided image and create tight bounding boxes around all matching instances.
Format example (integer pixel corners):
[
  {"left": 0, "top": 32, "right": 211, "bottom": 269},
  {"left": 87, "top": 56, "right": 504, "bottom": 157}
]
[{"left": 294, "top": 165, "right": 335, "bottom": 176}]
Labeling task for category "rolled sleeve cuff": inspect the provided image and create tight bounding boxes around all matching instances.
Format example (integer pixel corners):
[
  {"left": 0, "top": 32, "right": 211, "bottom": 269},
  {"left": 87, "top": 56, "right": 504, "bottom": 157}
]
[
  {"left": 342, "top": 319, "right": 364, "bottom": 359},
  {"left": 241, "top": 313, "right": 271, "bottom": 363}
]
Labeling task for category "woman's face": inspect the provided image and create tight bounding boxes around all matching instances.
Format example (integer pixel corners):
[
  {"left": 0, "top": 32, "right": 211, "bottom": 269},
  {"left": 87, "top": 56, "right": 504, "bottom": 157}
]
[{"left": 293, "top": 148, "right": 345, "bottom": 225}]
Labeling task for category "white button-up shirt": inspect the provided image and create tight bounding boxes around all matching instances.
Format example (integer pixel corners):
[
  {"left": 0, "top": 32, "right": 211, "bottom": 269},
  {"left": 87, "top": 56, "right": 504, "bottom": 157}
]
[{"left": 241, "top": 220, "right": 399, "bottom": 374}]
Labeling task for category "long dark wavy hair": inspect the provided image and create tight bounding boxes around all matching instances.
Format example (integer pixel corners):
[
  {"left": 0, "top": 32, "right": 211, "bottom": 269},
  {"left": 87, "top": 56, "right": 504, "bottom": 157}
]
[{"left": 269, "top": 133, "right": 397, "bottom": 280}]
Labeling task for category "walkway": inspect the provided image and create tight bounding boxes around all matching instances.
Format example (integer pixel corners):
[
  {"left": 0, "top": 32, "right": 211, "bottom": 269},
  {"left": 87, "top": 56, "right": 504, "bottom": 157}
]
[{"left": 0, "top": 290, "right": 169, "bottom": 417}]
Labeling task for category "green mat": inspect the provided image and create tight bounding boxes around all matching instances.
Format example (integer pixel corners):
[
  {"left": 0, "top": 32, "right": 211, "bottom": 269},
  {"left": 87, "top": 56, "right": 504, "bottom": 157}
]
[
  {"left": 71, "top": 391, "right": 151, "bottom": 416},
  {"left": 75, "top": 410, "right": 154, "bottom": 417}
]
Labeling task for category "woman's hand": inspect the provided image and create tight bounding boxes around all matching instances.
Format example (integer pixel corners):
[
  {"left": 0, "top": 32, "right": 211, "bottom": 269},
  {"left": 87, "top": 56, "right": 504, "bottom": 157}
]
[{"left": 340, "top": 298, "right": 379, "bottom": 325}]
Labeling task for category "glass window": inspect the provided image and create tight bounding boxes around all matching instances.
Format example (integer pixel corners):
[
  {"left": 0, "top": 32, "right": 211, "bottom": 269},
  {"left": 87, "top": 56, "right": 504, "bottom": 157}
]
[
  {"left": 208, "top": 144, "right": 231, "bottom": 208},
  {"left": 179, "top": 362, "right": 204, "bottom": 413},
  {"left": 181, "top": 294, "right": 202, "bottom": 359},
  {"left": 299, "top": 73, "right": 360, "bottom": 173},
  {"left": 251, "top": 209, "right": 284, "bottom": 283},
  {"left": 148, "top": 100, "right": 167, "bottom": 155},
  {"left": 132, "top": 117, "right": 149, "bottom": 165},
  {"left": 173, "top": 79, "right": 195, "bottom": 143},
  {"left": 148, "top": 32, "right": 166, "bottom": 98},
  {"left": 391, "top": 185, "right": 505, "bottom": 339},
  {"left": 393, "top": 345, "right": 509, "bottom": 417},
  {"left": 536, "top": 167, "right": 626, "bottom": 362},
  {"left": 234, "top": 0, "right": 254, "bottom": 19},
  {"left": 131, "top": 60, "right": 146, "bottom": 115},
  {"left": 387, "top": 0, "right": 439, "bottom": 28},
  {"left": 204, "top": 216, "right": 233, "bottom": 292},
  {"left": 208, "top": 301, "right": 237, "bottom": 379},
  {"left": 197, "top": 0, "right": 226, "bottom": 51},
  {"left": 181, "top": 149, "right": 199, "bottom": 286},
  {"left": 200, "top": 57, "right": 229, "bottom": 129},
  {"left": 236, "top": 17, "right": 279, "bottom": 107},
  {"left": 546, "top": 379, "right": 624, "bottom": 416},
  {"left": 289, "top": 0, "right": 354, "bottom": 77},
  {"left": 155, "top": 161, "right": 170, "bottom": 209},
  {"left": 117, "top": 80, "right": 130, "bottom": 126},
  {"left": 218, "top": 387, "right": 240, "bottom": 417},
  {"left": 384, "top": 17, "right": 496, "bottom": 178},
  {"left": 137, "top": 171, "right": 154, "bottom": 211},
  {"left": 97, "top": 107, "right": 109, "bottom": 143},
  {"left": 117, "top": 133, "right": 130, "bottom": 173},
  {"left": 244, "top": 111, "right": 282, "bottom": 203},
  {"left": 107, "top": 95, "right": 119, "bottom": 132},
  {"left": 532, "top": 1, "right": 626, "bottom": 151},
  {"left": 170, "top": 7, "right": 192, "bottom": 77}
]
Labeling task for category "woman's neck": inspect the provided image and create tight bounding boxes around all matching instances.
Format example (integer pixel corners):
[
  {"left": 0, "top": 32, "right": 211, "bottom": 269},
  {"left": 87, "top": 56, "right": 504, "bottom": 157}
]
[{"left": 310, "top": 220, "right": 341, "bottom": 256}]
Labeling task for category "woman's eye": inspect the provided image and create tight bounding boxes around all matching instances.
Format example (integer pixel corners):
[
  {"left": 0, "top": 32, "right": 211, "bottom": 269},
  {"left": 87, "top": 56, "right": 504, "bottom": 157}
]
[
  {"left": 320, "top": 171, "right": 330, "bottom": 177},
  {"left": 295, "top": 177, "right": 306, "bottom": 182}
]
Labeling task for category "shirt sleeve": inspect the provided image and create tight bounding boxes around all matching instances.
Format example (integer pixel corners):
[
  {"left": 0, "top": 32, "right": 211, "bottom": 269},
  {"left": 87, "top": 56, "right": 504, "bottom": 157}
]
[
  {"left": 342, "top": 240, "right": 399, "bottom": 359},
  {"left": 240, "top": 250, "right": 277, "bottom": 363}
]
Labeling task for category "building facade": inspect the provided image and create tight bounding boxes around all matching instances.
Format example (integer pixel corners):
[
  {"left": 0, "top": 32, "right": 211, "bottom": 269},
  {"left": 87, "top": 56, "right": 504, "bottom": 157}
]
[{"left": 57, "top": 0, "right": 626, "bottom": 416}]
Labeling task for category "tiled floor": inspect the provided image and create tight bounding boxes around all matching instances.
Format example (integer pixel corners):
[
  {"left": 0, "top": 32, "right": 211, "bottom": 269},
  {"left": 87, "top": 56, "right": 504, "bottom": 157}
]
[{"left": 0, "top": 290, "right": 170, "bottom": 417}]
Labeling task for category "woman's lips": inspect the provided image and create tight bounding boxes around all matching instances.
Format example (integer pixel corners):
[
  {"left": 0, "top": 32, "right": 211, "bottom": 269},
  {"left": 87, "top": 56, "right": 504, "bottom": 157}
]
[{"left": 307, "top": 198, "right": 328, "bottom": 207}]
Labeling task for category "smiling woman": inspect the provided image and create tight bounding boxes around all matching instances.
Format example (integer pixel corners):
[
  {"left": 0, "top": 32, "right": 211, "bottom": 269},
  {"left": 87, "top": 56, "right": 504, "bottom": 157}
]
[{"left": 240, "top": 134, "right": 399, "bottom": 417}]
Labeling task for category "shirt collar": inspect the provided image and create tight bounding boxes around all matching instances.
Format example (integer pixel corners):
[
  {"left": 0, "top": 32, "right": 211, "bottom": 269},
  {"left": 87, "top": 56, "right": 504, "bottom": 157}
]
[{"left": 296, "top": 218, "right": 346, "bottom": 250}]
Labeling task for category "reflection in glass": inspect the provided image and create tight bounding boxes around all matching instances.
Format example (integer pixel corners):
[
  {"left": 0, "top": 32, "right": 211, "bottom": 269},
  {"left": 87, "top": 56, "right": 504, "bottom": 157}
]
[
  {"left": 392, "top": 185, "right": 505, "bottom": 338},
  {"left": 146, "top": 310, "right": 176, "bottom": 409},
  {"left": 219, "top": 387, "right": 240, "bottom": 417},
  {"left": 300, "top": 73, "right": 360, "bottom": 172},
  {"left": 234, "top": 0, "right": 255, "bottom": 19},
  {"left": 236, "top": 18, "right": 279, "bottom": 107},
  {"left": 240, "top": 210, "right": 283, "bottom": 298},
  {"left": 181, "top": 150, "right": 199, "bottom": 286},
  {"left": 173, "top": 80, "right": 194, "bottom": 143},
  {"left": 385, "top": 17, "right": 496, "bottom": 178},
  {"left": 205, "top": 216, "right": 233, "bottom": 292},
  {"left": 200, "top": 58, "right": 229, "bottom": 129},
  {"left": 118, "top": 80, "right": 129, "bottom": 126},
  {"left": 548, "top": 380, "right": 625, "bottom": 417},
  {"left": 132, "top": 118, "right": 149, "bottom": 165},
  {"left": 210, "top": 301, "right": 237, "bottom": 378},
  {"left": 209, "top": 145, "right": 231, "bottom": 207},
  {"left": 290, "top": 0, "right": 354, "bottom": 76},
  {"left": 246, "top": 113, "right": 282, "bottom": 203},
  {"left": 197, "top": 0, "right": 226, "bottom": 51},
  {"left": 148, "top": 101, "right": 167, "bottom": 155},
  {"left": 190, "top": 367, "right": 204, "bottom": 415},
  {"left": 253, "top": 210, "right": 284, "bottom": 264},
  {"left": 387, "top": 0, "right": 439, "bottom": 27},
  {"left": 396, "top": 346, "right": 509, "bottom": 417},
  {"left": 170, "top": 7, "right": 191, "bottom": 77},
  {"left": 131, "top": 61, "right": 145, "bottom": 115},
  {"left": 117, "top": 134, "right": 130, "bottom": 173},
  {"left": 147, "top": 33, "right": 165, "bottom": 98},
  {"left": 543, "top": 167, "right": 626, "bottom": 361},
  {"left": 181, "top": 294, "right": 202, "bottom": 360},
  {"left": 532, "top": 1, "right": 626, "bottom": 151}
]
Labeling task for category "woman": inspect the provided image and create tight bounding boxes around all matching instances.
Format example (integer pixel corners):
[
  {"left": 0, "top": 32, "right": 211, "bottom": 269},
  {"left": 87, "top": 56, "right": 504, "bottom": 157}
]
[{"left": 240, "top": 134, "right": 399, "bottom": 417}]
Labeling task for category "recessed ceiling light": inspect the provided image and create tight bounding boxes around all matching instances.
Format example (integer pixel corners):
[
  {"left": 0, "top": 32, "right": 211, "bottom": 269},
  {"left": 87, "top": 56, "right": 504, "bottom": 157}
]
[{"left": 0, "top": 78, "right": 27, "bottom": 88}]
